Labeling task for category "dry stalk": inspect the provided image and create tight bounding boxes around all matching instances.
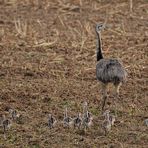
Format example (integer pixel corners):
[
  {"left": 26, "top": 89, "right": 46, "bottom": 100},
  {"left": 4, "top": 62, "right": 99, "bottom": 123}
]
[
  {"left": 36, "top": 19, "right": 42, "bottom": 27},
  {"left": 73, "top": 28, "right": 81, "bottom": 37},
  {"left": 93, "top": 4, "right": 110, "bottom": 11},
  {"left": 0, "top": 28, "right": 5, "bottom": 38},
  {"left": 79, "top": 0, "right": 82, "bottom": 6},
  {"left": 33, "top": 29, "right": 59, "bottom": 47},
  {"left": 108, "top": 29, "right": 122, "bottom": 36},
  {"left": 68, "top": 26, "right": 77, "bottom": 40},
  {"left": 138, "top": 4, "right": 148, "bottom": 8},
  {"left": 104, "top": 11, "right": 109, "bottom": 27},
  {"left": 48, "top": 56, "right": 65, "bottom": 64},
  {"left": 130, "top": 0, "right": 133, "bottom": 13},
  {"left": 14, "top": 19, "right": 27, "bottom": 38},
  {"left": 58, "top": 16, "right": 65, "bottom": 27},
  {"left": 5, "top": 0, "right": 17, "bottom": 7},
  {"left": 80, "top": 33, "right": 87, "bottom": 51},
  {"left": 84, "top": 22, "right": 93, "bottom": 36}
]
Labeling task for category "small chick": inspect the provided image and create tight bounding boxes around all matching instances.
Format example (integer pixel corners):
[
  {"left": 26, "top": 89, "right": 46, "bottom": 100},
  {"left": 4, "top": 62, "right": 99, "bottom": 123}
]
[
  {"left": 8, "top": 109, "right": 20, "bottom": 121},
  {"left": 82, "top": 111, "right": 93, "bottom": 129},
  {"left": 3, "top": 119, "right": 12, "bottom": 133},
  {"left": 82, "top": 101, "right": 91, "bottom": 119},
  {"left": 82, "top": 101, "right": 93, "bottom": 130},
  {"left": 144, "top": 119, "right": 148, "bottom": 126},
  {"left": 0, "top": 115, "right": 12, "bottom": 139},
  {"left": 63, "top": 107, "right": 73, "bottom": 128},
  {"left": 48, "top": 114, "right": 57, "bottom": 129},
  {"left": 73, "top": 113, "right": 82, "bottom": 129},
  {"left": 102, "top": 110, "right": 112, "bottom": 136}
]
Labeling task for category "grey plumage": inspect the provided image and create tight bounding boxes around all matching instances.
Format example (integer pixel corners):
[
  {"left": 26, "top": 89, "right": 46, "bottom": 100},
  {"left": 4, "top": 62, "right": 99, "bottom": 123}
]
[
  {"left": 102, "top": 110, "right": 112, "bottom": 135},
  {"left": 63, "top": 107, "right": 73, "bottom": 128},
  {"left": 144, "top": 119, "right": 148, "bottom": 126},
  {"left": 3, "top": 119, "right": 11, "bottom": 133},
  {"left": 96, "top": 59, "right": 127, "bottom": 84},
  {"left": 0, "top": 115, "right": 12, "bottom": 136},
  {"left": 82, "top": 102, "right": 93, "bottom": 129},
  {"left": 48, "top": 114, "right": 57, "bottom": 129},
  {"left": 95, "top": 24, "right": 127, "bottom": 110},
  {"left": 8, "top": 109, "right": 20, "bottom": 121},
  {"left": 103, "top": 110, "right": 116, "bottom": 126},
  {"left": 82, "top": 111, "right": 93, "bottom": 129},
  {"left": 73, "top": 113, "right": 82, "bottom": 129}
]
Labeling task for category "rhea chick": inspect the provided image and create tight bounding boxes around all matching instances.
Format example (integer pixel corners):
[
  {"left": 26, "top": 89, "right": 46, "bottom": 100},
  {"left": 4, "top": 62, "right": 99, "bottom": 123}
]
[
  {"left": 144, "top": 119, "right": 148, "bottom": 126},
  {"left": 102, "top": 110, "right": 112, "bottom": 136},
  {"left": 63, "top": 107, "right": 73, "bottom": 128},
  {"left": 73, "top": 113, "right": 82, "bottom": 129},
  {"left": 82, "top": 111, "right": 93, "bottom": 130},
  {"left": 82, "top": 101, "right": 91, "bottom": 119},
  {"left": 0, "top": 115, "right": 12, "bottom": 139},
  {"left": 8, "top": 109, "right": 20, "bottom": 121},
  {"left": 48, "top": 114, "right": 57, "bottom": 129}
]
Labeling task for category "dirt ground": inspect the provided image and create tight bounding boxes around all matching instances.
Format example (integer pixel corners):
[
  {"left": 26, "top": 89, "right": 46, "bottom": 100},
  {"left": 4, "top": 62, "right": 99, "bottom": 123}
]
[{"left": 0, "top": 0, "right": 147, "bottom": 147}]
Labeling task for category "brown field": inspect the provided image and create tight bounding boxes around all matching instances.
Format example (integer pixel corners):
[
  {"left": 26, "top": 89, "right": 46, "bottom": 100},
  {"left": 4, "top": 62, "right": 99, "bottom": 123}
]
[{"left": 0, "top": 0, "right": 147, "bottom": 147}]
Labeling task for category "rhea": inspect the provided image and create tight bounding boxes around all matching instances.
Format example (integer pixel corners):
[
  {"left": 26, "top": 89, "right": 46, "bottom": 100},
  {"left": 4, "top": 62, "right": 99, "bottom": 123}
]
[
  {"left": 82, "top": 101, "right": 91, "bottom": 119},
  {"left": 73, "top": 113, "right": 82, "bottom": 129},
  {"left": 95, "top": 24, "right": 127, "bottom": 110},
  {"left": 0, "top": 115, "right": 12, "bottom": 139},
  {"left": 8, "top": 108, "right": 20, "bottom": 121},
  {"left": 63, "top": 107, "right": 73, "bottom": 128},
  {"left": 48, "top": 114, "right": 57, "bottom": 129},
  {"left": 144, "top": 119, "right": 148, "bottom": 126},
  {"left": 102, "top": 110, "right": 112, "bottom": 136},
  {"left": 82, "top": 102, "right": 93, "bottom": 129},
  {"left": 82, "top": 111, "right": 93, "bottom": 130}
]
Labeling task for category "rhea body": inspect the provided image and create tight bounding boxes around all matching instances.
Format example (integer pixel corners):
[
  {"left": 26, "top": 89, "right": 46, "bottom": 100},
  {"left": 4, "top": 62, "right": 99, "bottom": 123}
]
[{"left": 95, "top": 24, "right": 127, "bottom": 110}]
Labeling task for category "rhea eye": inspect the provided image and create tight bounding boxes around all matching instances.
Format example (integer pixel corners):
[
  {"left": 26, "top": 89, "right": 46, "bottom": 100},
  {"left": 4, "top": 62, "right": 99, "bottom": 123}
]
[{"left": 100, "top": 24, "right": 104, "bottom": 28}]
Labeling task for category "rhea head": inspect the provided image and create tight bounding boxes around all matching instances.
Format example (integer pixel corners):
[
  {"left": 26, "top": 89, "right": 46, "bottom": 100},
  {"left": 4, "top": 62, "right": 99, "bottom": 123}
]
[{"left": 96, "top": 24, "right": 105, "bottom": 33}]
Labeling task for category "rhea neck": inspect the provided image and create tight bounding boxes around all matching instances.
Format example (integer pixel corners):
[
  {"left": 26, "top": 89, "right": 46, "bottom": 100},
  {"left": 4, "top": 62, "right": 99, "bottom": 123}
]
[{"left": 96, "top": 31, "right": 103, "bottom": 61}]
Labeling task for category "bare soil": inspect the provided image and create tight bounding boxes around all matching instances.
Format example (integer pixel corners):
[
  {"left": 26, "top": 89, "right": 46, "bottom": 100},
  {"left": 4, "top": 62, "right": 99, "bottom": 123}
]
[{"left": 0, "top": 0, "right": 147, "bottom": 148}]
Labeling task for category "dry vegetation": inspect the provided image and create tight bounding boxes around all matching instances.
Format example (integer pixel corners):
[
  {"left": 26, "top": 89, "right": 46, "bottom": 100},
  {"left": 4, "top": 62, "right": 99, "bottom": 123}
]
[{"left": 0, "top": 0, "right": 148, "bottom": 147}]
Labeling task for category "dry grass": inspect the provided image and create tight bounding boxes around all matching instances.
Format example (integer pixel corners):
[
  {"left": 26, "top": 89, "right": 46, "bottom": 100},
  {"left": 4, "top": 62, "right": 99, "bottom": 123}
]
[{"left": 0, "top": 0, "right": 147, "bottom": 147}]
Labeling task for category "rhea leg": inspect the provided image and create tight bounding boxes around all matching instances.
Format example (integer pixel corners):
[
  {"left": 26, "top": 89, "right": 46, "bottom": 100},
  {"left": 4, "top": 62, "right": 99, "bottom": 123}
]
[
  {"left": 113, "top": 82, "right": 122, "bottom": 116},
  {"left": 102, "top": 96, "right": 107, "bottom": 111},
  {"left": 101, "top": 83, "right": 107, "bottom": 111},
  {"left": 114, "top": 82, "right": 122, "bottom": 97}
]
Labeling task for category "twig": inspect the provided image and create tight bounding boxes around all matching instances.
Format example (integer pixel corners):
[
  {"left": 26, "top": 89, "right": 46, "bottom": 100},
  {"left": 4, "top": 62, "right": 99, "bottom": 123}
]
[
  {"left": 130, "top": 0, "right": 133, "bottom": 14},
  {"left": 14, "top": 19, "right": 27, "bottom": 38}
]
